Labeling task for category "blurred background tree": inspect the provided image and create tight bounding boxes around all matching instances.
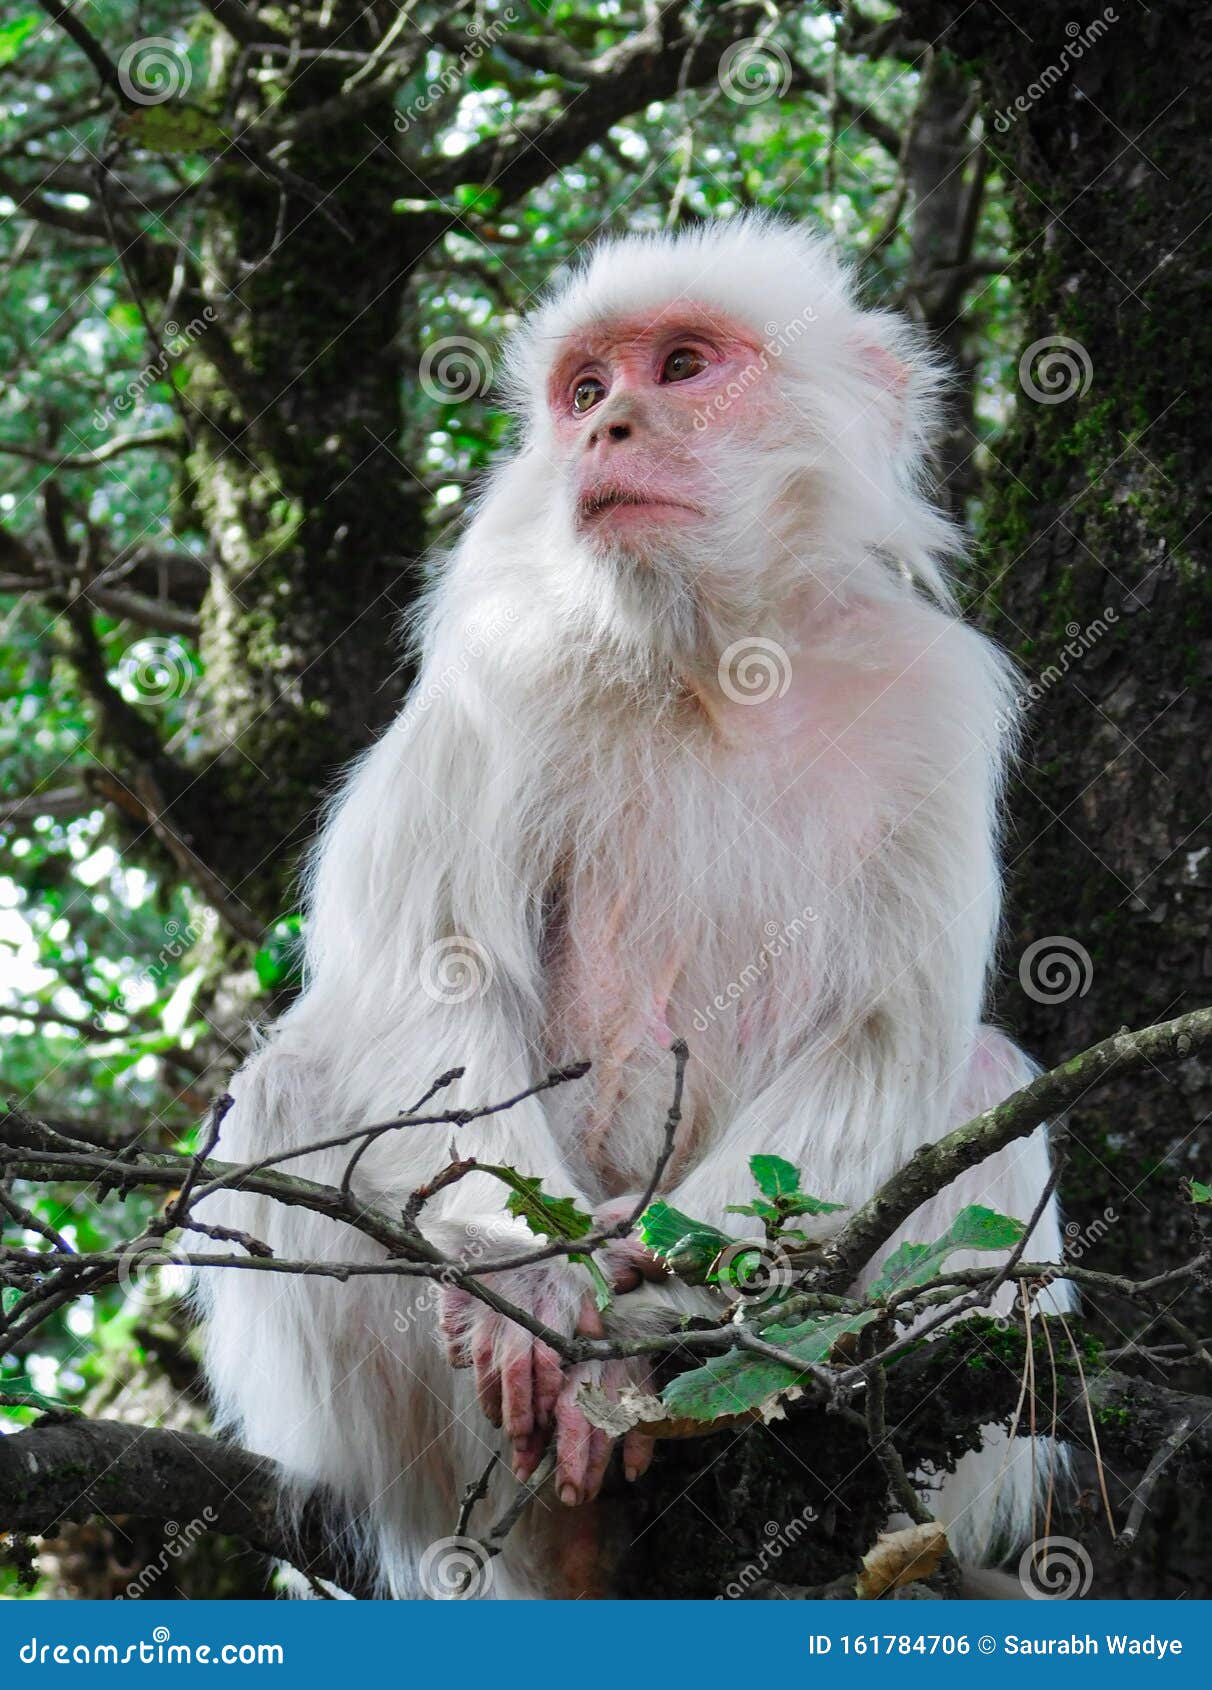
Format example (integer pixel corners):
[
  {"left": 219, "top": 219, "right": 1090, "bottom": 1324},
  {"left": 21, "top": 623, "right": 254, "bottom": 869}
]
[{"left": 2, "top": 0, "right": 1208, "bottom": 1599}]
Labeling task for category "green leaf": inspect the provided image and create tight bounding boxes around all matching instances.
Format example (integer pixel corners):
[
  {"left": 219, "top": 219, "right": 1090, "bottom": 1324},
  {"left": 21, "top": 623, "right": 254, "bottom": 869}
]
[
  {"left": 750, "top": 1154, "right": 802, "bottom": 1199},
  {"left": 638, "top": 1199, "right": 735, "bottom": 1260},
  {"left": 662, "top": 1308, "right": 882, "bottom": 1421},
  {"left": 726, "top": 1199, "right": 781, "bottom": 1222},
  {"left": 479, "top": 1165, "right": 612, "bottom": 1310},
  {"left": 867, "top": 1205, "right": 1026, "bottom": 1302},
  {"left": 747, "top": 1156, "right": 845, "bottom": 1216},
  {"left": 0, "top": 16, "right": 38, "bottom": 66},
  {"left": 1190, "top": 1178, "right": 1212, "bottom": 1205},
  {"left": 116, "top": 105, "right": 226, "bottom": 155}
]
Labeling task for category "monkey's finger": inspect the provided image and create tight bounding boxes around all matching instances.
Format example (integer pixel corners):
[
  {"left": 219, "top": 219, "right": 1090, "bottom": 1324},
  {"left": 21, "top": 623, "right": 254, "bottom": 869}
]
[
  {"left": 510, "top": 1428, "right": 547, "bottom": 1484},
  {"left": 532, "top": 1341, "right": 564, "bottom": 1429},
  {"left": 499, "top": 1336, "right": 535, "bottom": 1443},
  {"left": 581, "top": 1426, "right": 614, "bottom": 1502},
  {"left": 574, "top": 1295, "right": 606, "bottom": 1339},
  {"left": 553, "top": 1388, "right": 594, "bottom": 1505},
  {"left": 622, "top": 1427, "right": 655, "bottom": 1483},
  {"left": 472, "top": 1326, "right": 503, "bottom": 1425}
]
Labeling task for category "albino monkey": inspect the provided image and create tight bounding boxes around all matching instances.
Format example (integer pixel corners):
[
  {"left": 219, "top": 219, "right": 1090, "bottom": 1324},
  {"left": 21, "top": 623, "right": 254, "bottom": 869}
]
[{"left": 199, "top": 217, "right": 1066, "bottom": 1599}]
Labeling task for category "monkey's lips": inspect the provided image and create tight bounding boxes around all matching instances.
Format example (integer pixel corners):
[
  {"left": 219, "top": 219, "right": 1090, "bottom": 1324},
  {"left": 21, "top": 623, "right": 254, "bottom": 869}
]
[{"left": 578, "top": 489, "right": 702, "bottom": 531}]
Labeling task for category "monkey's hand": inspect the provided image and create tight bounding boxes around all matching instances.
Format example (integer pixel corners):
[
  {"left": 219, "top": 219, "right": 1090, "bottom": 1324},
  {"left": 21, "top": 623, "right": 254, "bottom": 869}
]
[{"left": 437, "top": 1262, "right": 657, "bottom": 1506}]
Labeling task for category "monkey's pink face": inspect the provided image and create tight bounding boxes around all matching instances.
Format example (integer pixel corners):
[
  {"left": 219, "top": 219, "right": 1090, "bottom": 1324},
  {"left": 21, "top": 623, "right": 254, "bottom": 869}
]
[{"left": 547, "top": 307, "right": 770, "bottom": 547}]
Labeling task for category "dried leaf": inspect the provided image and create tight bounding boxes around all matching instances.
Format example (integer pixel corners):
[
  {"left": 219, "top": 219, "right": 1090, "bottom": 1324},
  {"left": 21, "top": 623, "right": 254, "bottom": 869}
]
[{"left": 855, "top": 1522, "right": 949, "bottom": 1599}]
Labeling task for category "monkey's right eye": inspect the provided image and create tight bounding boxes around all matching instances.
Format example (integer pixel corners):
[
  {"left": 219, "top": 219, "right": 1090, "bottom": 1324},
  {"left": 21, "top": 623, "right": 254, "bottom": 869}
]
[{"left": 572, "top": 377, "right": 606, "bottom": 414}]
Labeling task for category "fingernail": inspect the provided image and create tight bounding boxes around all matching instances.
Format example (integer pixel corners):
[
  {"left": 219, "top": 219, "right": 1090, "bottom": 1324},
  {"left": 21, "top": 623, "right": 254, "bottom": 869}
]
[
  {"left": 559, "top": 1483, "right": 578, "bottom": 1506},
  {"left": 624, "top": 1463, "right": 638, "bottom": 1482}
]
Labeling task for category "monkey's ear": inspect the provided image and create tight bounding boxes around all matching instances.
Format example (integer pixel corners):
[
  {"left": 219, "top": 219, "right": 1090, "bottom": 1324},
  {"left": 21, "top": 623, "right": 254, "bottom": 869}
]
[{"left": 853, "top": 338, "right": 911, "bottom": 446}]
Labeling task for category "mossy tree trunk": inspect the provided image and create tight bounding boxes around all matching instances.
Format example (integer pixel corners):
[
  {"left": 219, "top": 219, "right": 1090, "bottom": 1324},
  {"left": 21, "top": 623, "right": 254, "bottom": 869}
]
[
  {"left": 899, "top": 0, "right": 1212, "bottom": 1599},
  {"left": 180, "top": 8, "right": 433, "bottom": 939}
]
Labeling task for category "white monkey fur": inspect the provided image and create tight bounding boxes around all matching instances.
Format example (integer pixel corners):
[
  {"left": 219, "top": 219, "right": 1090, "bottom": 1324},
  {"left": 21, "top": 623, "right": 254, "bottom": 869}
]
[{"left": 198, "top": 216, "right": 1067, "bottom": 1599}]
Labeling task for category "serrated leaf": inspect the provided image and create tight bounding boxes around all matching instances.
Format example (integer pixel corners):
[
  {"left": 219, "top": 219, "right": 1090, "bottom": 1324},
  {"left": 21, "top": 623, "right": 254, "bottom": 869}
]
[
  {"left": 1190, "top": 1178, "right": 1212, "bottom": 1205},
  {"left": 637, "top": 1199, "right": 736, "bottom": 1260},
  {"left": 480, "top": 1164, "right": 611, "bottom": 1310},
  {"left": 750, "top": 1153, "right": 802, "bottom": 1199},
  {"left": 747, "top": 1156, "right": 845, "bottom": 1216},
  {"left": 661, "top": 1308, "right": 881, "bottom": 1421},
  {"left": 867, "top": 1204, "right": 1026, "bottom": 1301}
]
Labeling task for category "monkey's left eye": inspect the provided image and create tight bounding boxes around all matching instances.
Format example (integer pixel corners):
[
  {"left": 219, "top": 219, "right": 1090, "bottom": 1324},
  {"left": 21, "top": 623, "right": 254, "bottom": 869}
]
[
  {"left": 661, "top": 347, "right": 709, "bottom": 383},
  {"left": 572, "top": 377, "right": 606, "bottom": 413}
]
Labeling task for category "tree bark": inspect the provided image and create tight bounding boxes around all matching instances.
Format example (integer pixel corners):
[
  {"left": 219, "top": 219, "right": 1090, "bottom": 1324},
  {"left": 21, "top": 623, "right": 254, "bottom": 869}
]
[{"left": 900, "top": 0, "right": 1212, "bottom": 1599}]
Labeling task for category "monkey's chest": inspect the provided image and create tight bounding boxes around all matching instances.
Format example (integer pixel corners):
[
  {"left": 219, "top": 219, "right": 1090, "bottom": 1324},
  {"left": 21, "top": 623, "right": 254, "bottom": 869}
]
[{"left": 540, "top": 821, "right": 825, "bottom": 1192}]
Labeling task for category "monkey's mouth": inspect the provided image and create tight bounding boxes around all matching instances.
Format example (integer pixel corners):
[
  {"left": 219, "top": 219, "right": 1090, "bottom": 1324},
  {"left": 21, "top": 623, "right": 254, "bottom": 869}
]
[{"left": 579, "top": 490, "right": 701, "bottom": 523}]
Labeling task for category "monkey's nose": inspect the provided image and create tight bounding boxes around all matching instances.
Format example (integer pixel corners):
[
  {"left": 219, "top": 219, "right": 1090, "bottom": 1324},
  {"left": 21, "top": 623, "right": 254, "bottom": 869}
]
[{"left": 589, "top": 419, "right": 632, "bottom": 447}]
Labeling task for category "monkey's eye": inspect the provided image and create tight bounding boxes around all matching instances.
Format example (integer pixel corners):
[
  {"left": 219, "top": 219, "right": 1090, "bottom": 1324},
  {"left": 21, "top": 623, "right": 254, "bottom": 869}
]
[
  {"left": 572, "top": 377, "right": 606, "bottom": 414},
  {"left": 661, "top": 347, "right": 708, "bottom": 383}
]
